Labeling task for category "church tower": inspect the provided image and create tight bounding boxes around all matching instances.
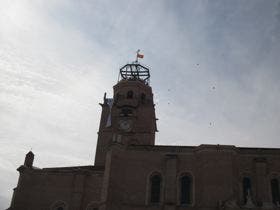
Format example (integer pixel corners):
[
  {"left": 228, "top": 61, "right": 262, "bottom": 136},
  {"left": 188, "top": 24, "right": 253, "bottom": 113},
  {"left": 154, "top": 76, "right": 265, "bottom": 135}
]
[{"left": 94, "top": 62, "right": 157, "bottom": 166}]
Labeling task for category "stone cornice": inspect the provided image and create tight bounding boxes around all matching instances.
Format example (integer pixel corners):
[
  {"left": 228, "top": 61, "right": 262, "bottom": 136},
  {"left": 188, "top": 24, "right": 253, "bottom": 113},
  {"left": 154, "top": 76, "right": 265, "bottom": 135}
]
[{"left": 125, "top": 144, "right": 280, "bottom": 156}]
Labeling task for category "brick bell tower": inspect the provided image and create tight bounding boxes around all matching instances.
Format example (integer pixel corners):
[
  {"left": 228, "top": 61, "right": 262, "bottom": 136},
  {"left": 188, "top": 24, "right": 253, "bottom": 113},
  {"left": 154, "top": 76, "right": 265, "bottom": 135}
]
[{"left": 94, "top": 61, "right": 157, "bottom": 166}]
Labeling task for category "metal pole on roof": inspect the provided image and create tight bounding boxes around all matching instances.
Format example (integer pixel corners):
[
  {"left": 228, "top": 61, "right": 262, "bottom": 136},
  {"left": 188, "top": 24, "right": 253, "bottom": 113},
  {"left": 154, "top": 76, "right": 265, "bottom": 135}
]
[{"left": 135, "top": 49, "right": 140, "bottom": 63}]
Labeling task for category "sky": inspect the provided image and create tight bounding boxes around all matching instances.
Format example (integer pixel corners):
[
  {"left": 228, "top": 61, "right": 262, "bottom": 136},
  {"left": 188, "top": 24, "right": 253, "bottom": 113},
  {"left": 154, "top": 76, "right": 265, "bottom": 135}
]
[{"left": 1, "top": 0, "right": 280, "bottom": 208}]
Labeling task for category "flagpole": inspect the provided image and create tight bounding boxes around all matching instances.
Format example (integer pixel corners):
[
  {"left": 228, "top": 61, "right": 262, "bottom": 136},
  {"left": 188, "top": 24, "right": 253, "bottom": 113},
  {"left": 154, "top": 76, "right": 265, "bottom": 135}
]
[{"left": 136, "top": 49, "right": 140, "bottom": 63}]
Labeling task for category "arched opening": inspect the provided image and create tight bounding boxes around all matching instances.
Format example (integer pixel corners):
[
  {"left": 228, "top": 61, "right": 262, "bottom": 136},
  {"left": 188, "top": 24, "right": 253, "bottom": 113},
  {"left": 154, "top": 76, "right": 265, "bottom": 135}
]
[
  {"left": 180, "top": 175, "right": 192, "bottom": 205},
  {"left": 243, "top": 177, "right": 252, "bottom": 204},
  {"left": 271, "top": 178, "right": 280, "bottom": 205},
  {"left": 127, "top": 90, "right": 133, "bottom": 99},
  {"left": 150, "top": 174, "right": 161, "bottom": 204}
]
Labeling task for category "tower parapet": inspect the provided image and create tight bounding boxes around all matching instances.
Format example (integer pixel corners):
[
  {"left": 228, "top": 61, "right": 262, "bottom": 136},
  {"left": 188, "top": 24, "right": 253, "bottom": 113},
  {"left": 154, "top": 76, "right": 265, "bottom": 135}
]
[{"left": 118, "top": 63, "right": 150, "bottom": 85}]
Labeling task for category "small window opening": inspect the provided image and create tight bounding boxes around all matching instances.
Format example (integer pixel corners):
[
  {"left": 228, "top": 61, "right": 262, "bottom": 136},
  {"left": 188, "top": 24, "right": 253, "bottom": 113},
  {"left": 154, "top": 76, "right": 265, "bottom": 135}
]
[
  {"left": 141, "top": 93, "right": 146, "bottom": 101},
  {"left": 243, "top": 177, "right": 252, "bottom": 204},
  {"left": 271, "top": 179, "right": 280, "bottom": 205},
  {"left": 56, "top": 207, "right": 64, "bottom": 210},
  {"left": 127, "top": 91, "right": 133, "bottom": 99},
  {"left": 150, "top": 175, "right": 161, "bottom": 204},
  {"left": 180, "top": 175, "right": 192, "bottom": 205}
]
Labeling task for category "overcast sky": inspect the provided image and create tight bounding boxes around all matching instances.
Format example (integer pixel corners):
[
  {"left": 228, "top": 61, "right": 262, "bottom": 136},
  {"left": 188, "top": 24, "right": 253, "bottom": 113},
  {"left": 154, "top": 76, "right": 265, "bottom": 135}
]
[{"left": 1, "top": 0, "right": 280, "bottom": 208}]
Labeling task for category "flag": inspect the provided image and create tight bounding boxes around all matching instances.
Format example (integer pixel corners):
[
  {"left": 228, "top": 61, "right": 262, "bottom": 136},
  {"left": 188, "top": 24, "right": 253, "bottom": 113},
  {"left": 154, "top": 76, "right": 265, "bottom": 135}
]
[
  {"left": 136, "top": 50, "right": 144, "bottom": 62},
  {"left": 137, "top": 52, "right": 144, "bottom": 59}
]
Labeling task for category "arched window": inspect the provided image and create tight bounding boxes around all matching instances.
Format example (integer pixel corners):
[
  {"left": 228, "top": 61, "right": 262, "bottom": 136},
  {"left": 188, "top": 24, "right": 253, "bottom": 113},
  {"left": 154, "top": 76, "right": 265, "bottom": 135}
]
[
  {"left": 243, "top": 177, "right": 252, "bottom": 204},
  {"left": 271, "top": 178, "right": 280, "bottom": 205},
  {"left": 180, "top": 175, "right": 192, "bottom": 205},
  {"left": 127, "top": 90, "right": 133, "bottom": 99},
  {"left": 150, "top": 174, "right": 161, "bottom": 204}
]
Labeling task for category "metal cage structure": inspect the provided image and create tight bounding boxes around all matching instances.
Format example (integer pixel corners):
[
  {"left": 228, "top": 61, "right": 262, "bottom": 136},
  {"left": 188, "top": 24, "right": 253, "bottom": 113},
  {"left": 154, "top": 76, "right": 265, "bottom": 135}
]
[{"left": 119, "top": 63, "right": 150, "bottom": 84}]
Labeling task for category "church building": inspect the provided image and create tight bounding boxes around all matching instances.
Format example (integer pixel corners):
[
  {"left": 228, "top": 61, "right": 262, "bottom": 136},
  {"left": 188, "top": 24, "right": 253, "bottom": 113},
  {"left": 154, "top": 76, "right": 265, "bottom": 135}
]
[{"left": 8, "top": 61, "right": 280, "bottom": 210}]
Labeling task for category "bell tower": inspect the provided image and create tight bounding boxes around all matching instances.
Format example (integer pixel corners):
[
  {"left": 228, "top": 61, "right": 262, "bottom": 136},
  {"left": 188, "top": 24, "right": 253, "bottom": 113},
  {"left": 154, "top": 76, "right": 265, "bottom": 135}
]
[{"left": 94, "top": 62, "right": 157, "bottom": 166}]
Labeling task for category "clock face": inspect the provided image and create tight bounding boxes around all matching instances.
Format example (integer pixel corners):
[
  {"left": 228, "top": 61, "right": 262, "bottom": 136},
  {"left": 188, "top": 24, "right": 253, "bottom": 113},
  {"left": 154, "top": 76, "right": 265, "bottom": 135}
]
[{"left": 118, "top": 119, "right": 132, "bottom": 132}]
